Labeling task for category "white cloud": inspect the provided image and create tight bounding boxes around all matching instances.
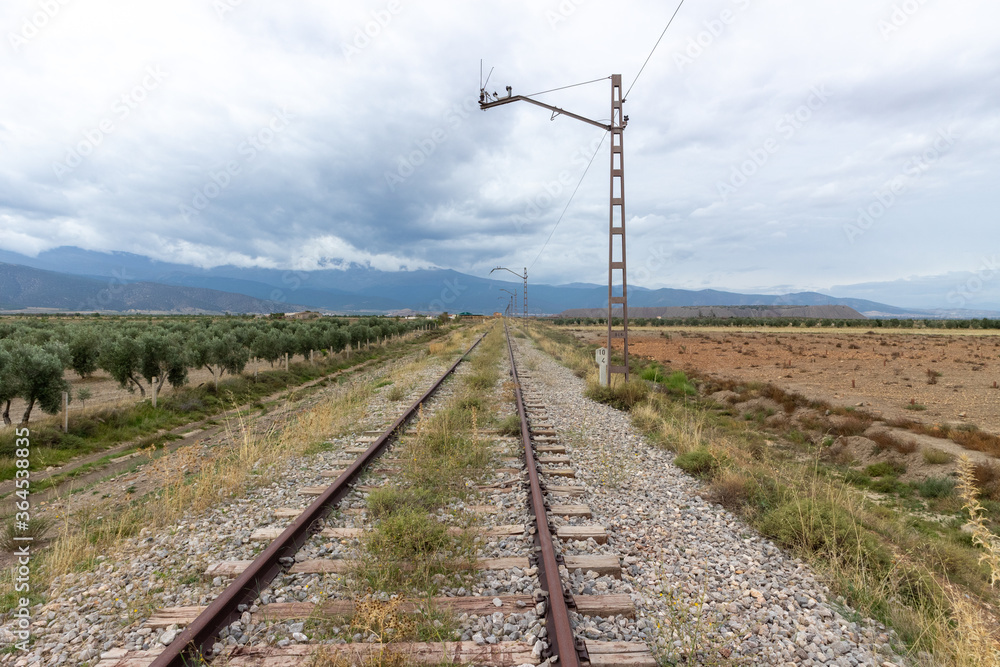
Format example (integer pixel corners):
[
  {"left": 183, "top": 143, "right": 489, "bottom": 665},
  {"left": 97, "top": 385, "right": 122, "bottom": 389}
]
[{"left": 0, "top": 0, "right": 998, "bottom": 295}]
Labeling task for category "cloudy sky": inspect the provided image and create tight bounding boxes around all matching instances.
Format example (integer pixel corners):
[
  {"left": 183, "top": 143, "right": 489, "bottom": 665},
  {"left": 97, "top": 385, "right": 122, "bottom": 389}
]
[{"left": 2, "top": 0, "right": 999, "bottom": 304}]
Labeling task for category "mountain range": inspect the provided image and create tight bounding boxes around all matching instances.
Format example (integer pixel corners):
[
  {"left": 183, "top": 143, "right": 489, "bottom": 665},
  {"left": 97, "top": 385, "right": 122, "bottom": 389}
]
[{"left": 0, "top": 247, "right": 997, "bottom": 318}]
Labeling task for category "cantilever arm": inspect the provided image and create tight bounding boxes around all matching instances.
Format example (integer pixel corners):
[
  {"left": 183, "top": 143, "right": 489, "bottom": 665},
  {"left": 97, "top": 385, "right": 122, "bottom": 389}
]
[{"left": 480, "top": 94, "right": 611, "bottom": 132}]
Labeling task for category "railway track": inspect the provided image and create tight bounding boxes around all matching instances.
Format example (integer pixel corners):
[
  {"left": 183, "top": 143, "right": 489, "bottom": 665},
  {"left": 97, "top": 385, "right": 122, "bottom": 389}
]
[{"left": 94, "top": 324, "right": 654, "bottom": 667}]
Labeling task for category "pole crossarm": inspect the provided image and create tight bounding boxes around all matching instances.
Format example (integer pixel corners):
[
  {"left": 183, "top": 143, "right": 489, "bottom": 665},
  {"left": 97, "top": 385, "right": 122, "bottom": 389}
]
[{"left": 480, "top": 93, "right": 614, "bottom": 133}]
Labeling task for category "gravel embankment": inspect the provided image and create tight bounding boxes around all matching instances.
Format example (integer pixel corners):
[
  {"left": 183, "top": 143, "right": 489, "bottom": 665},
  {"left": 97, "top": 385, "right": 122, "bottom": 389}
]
[{"left": 512, "top": 337, "right": 906, "bottom": 667}]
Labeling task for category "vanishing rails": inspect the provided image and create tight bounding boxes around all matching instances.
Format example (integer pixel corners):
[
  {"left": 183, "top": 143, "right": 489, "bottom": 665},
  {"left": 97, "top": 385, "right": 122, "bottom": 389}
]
[{"left": 100, "top": 323, "right": 652, "bottom": 667}]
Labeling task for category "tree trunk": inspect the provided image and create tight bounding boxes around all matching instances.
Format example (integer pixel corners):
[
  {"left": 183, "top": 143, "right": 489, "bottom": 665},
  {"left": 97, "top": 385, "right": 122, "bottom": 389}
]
[
  {"left": 20, "top": 397, "right": 35, "bottom": 426},
  {"left": 2, "top": 400, "right": 11, "bottom": 427},
  {"left": 129, "top": 375, "right": 146, "bottom": 398}
]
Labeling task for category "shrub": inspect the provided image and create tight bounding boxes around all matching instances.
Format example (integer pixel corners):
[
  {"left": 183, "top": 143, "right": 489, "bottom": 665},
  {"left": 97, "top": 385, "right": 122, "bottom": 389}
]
[
  {"left": 866, "top": 461, "right": 906, "bottom": 478},
  {"left": 495, "top": 414, "right": 521, "bottom": 437},
  {"left": 917, "top": 477, "right": 956, "bottom": 499},
  {"left": 585, "top": 379, "right": 650, "bottom": 411},
  {"left": 708, "top": 470, "right": 752, "bottom": 508},
  {"left": 674, "top": 448, "right": 721, "bottom": 479},
  {"left": 868, "top": 431, "right": 918, "bottom": 454},
  {"left": 922, "top": 448, "right": 953, "bottom": 465}
]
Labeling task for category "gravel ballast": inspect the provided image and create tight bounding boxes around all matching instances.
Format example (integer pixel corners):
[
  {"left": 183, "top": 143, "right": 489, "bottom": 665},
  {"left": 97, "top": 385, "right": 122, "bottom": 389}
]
[{"left": 512, "top": 336, "right": 906, "bottom": 666}]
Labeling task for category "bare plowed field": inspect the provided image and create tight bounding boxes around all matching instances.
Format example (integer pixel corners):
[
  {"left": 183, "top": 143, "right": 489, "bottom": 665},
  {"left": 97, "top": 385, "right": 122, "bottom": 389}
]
[{"left": 577, "top": 327, "right": 1000, "bottom": 436}]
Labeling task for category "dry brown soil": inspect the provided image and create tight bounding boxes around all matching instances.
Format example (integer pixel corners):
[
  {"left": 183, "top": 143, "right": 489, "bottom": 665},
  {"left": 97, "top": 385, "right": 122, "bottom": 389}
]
[{"left": 575, "top": 327, "right": 1000, "bottom": 435}]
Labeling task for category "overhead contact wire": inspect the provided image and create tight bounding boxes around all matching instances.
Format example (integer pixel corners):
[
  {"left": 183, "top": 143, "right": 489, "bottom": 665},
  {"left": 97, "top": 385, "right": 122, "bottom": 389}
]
[{"left": 625, "top": 0, "right": 687, "bottom": 100}]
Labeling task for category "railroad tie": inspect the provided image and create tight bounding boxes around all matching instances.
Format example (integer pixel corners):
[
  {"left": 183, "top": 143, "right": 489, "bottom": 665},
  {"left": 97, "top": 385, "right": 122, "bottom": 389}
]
[
  {"left": 145, "top": 594, "right": 637, "bottom": 629},
  {"left": 204, "top": 554, "right": 621, "bottom": 580},
  {"left": 248, "top": 524, "right": 524, "bottom": 541},
  {"left": 142, "top": 640, "right": 654, "bottom": 667},
  {"left": 538, "top": 466, "right": 576, "bottom": 478}
]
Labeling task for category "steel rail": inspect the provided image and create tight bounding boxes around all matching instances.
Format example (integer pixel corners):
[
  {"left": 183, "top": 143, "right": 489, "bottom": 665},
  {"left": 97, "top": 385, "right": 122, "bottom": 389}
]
[
  {"left": 151, "top": 331, "right": 487, "bottom": 666},
  {"left": 503, "top": 321, "right": 583, "bottom": 667}
]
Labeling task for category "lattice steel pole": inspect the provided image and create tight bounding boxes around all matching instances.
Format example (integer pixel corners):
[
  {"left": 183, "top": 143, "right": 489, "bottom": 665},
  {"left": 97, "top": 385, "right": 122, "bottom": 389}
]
[
  {"left": 479, "top": 76, "right": 629, "bottom": 376},
  {"left": 607, "top": 75, "right": 629, "bottom": 383},
  {"left": 523, "top": 267, "right": 527, "bottom": 319}
]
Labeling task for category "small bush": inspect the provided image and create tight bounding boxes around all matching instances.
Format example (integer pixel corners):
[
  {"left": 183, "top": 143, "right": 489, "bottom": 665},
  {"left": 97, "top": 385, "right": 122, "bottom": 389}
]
[
  {"left": 917, "top": 477, "right": 956, "bottom": 499},
  {"left": 868, "top": 431, "right": 917, "bottom": 454},
  {"left": 585, "top": 379, "right": 650, "bottom": 411},
  {"left": 674, "top": 448, "right": 721, "bottom": 479},
  {"left": 366, "top": 507, "right": 450, "bottom": 561},
  {"left": 829, "top": 416, "right": 873, "bottom": 437},
  {"left": 708, "top": 470, "right": 752, "bottom": 508},
  {"left": 866, "top": 461, "right": 906, "bottom": 478},
  {"left": 495, "top": 414, "right": 521, "bottom": 437},
  {"left": 922, "top": 448, "right": 953, "bottom": 465}
]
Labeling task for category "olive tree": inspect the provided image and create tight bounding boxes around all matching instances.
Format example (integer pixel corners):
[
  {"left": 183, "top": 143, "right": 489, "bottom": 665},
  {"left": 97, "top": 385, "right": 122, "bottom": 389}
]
[
  {"left": 14, "top": 344, "right": 71, "bottom": 425},
  {"left": 0, "top": 345, "right": 19, "bottom": 427}
]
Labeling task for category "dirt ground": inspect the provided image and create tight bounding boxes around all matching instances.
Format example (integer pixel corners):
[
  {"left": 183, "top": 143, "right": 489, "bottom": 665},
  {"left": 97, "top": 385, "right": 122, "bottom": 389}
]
[{"left": 572, "top": 327, "right": 1000, "bottom": 436}]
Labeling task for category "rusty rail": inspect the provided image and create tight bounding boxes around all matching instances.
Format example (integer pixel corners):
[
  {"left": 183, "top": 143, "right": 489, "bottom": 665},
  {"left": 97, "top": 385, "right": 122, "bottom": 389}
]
[
  {"left": 151, "top": 331, "right": 487, "bottom": 666},
  {"left": 503, "top": 321, "right": 583, "bottom": 667}
]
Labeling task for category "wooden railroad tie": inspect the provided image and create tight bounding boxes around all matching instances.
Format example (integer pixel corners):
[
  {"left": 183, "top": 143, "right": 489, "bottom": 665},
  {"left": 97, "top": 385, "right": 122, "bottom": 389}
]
[
  {"left": 546, "top": 485, "right": 586, "bottom": 496},
  {"left": 145, "top": 594, "right": 636, "bottom": 629},
  {"left": 248, "top": 525, "right": 526, "bottom": 541},
  {"left": 204, "top": 554, "right": 620, "bottom": 580},
  {"left": 538, "top": 467, "right": 575, "bottom": 478},
  {"left": 247, "top": 522, "right": 601, "bottom": 544}
]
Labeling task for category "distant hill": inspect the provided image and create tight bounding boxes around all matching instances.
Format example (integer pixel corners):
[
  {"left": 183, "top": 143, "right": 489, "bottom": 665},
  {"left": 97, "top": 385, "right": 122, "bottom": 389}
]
[
  {"left": 3, "top": 246, "right": 997, "bottom": 318},
  {"left": 0, "top": 263, "right": 300, "bottom": 314},
  {"left": 557, "top": 305, "right": 866, "bottom": 320}
]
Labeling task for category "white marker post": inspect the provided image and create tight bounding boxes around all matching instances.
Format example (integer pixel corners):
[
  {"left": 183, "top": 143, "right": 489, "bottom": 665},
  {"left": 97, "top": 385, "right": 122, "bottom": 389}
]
[{"left": 595, "top": 347, "right": 609, "bottom": 387}]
